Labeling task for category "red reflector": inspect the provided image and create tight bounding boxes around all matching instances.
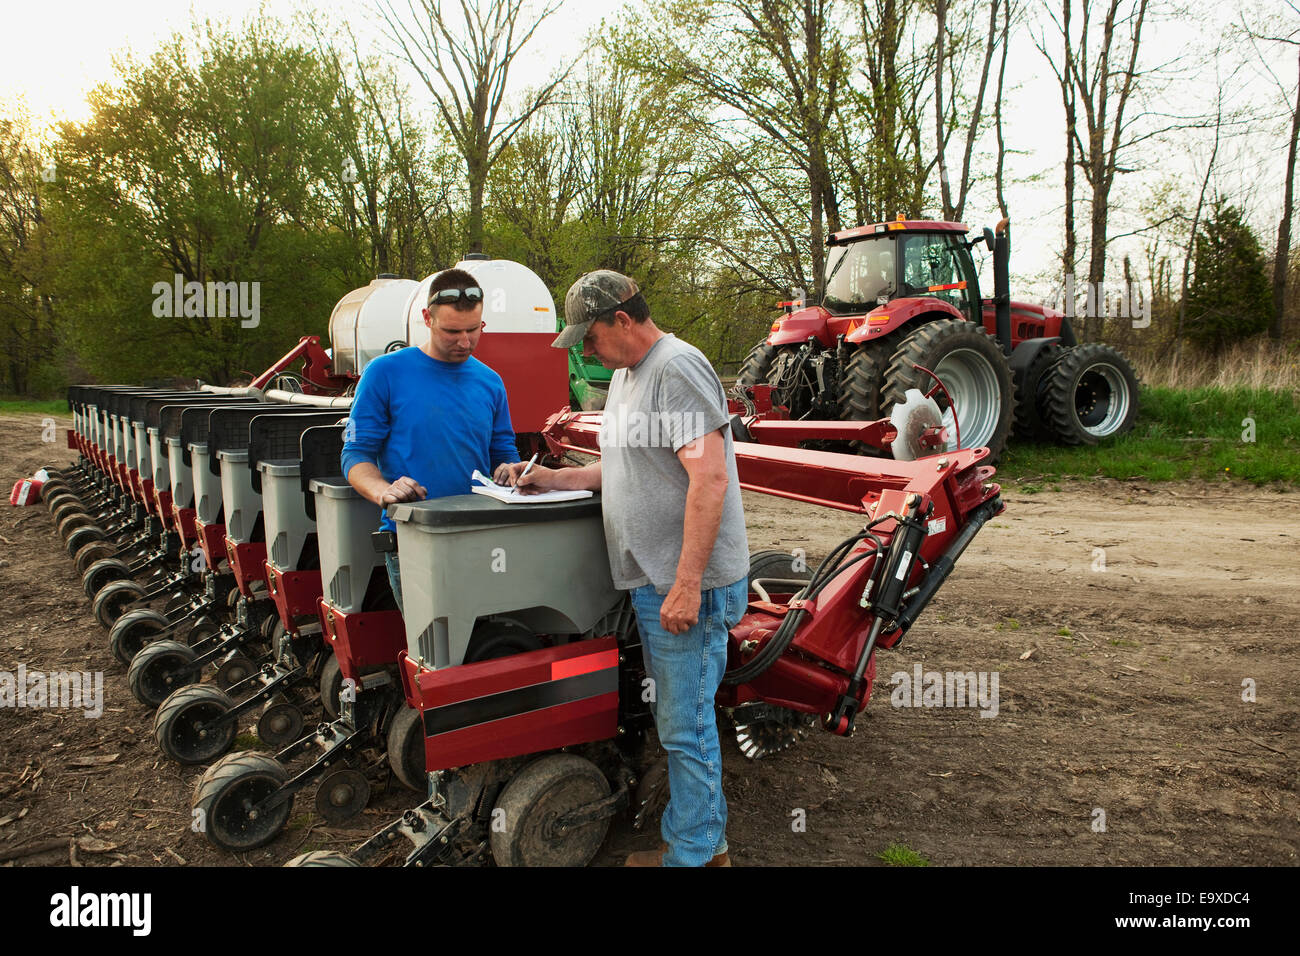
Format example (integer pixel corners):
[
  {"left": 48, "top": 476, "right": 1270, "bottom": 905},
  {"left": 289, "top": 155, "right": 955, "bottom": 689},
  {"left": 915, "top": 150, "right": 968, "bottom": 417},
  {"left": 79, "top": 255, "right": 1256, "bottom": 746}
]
[{"left": 551, "top": 648, "right": 619, "bottom": 681}]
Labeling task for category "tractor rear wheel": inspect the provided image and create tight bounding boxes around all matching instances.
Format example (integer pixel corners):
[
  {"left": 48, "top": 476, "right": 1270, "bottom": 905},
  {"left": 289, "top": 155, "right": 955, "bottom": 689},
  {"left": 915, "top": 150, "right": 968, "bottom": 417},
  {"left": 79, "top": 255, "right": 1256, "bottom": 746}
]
[
  {"left": 882, "top": 319, "right": 1013, "bottom": 461},
  {"left": 1041, "top": 343, "right": 1140, "bottom": 445},
  {"left": 1013, "top": 343, "right": 1064, "bottom": 441}
]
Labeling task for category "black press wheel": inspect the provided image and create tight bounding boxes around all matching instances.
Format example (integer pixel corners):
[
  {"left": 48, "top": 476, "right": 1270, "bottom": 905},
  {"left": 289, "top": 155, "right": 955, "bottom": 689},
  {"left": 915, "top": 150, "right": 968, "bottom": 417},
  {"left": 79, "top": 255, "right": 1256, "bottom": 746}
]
[
  {"left": 45, "top": 491, "right": 81, "bottom": 513},
  {"left": 386, "top": 704, "right": 428, "bottom": 793},
  {"left": 214, "top": 653, "right": 257, "bottom": 690},
  {"left": 489, "top": 753, "right": 612, "bottom": 867},
  {"left": 318, "top": 652, "right": 343, "bottom": 721},
  {"left": 108, "top": 608, "right": 169, "bottom": 667},
  {"left": 66, "top": 525, "right": 110, "bottom": 559},
  {"left": 154, "top": 684, "right": 237, "bottom": 765},
  {"left": 1041, "top": 343, "right": 1141, "bottom": 446},
  {"left": 73, "top": 538, "right": 118, "bottom": 575},
  {"left": 192, "top": 752, "right": 292, "bottom": 852},
  {"left": 93, "top": 579, "right": 148, "bottom": 630},
  {"left": 314, "top": 768, "right": 370, "bottom": 824},
  {"left": 82, "top": 557, "right": 132, "bottom": 601},
  {"left": 256, "top": 699, "right": 305, "bottom": 748},
  {"left": 127, "top": 639, "right": 198, "bottom": 707},
  {"left": 53, "top": 504, "right": 91, "bottom": 531},
  {"left": 185, "top": 616, "right": 223, "bottom": 647}
]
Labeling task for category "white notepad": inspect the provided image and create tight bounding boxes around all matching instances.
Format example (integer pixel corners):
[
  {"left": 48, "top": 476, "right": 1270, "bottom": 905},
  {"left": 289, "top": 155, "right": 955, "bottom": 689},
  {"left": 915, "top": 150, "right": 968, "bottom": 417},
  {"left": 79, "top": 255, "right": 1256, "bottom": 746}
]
[{"left": 470, "top": 469, "right": 593, "bottom": 504}]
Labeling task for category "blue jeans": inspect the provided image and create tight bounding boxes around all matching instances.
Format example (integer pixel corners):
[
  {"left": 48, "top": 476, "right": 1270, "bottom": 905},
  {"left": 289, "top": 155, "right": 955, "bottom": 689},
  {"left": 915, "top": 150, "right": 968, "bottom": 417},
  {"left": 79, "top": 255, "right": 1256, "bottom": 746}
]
[
  {"left": 384, "top": 552, "right": 403, "bottom": 615},
  {"left": 630, "top": 577, "right": 747, "bottom": 867}
]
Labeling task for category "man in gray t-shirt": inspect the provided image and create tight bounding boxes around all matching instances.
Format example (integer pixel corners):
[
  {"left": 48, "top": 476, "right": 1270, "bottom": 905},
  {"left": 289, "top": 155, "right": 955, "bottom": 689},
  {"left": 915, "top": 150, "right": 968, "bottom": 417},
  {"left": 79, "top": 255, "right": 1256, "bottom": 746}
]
[{"left": 502, "top": 270, "right": 748, "bottom": 867}]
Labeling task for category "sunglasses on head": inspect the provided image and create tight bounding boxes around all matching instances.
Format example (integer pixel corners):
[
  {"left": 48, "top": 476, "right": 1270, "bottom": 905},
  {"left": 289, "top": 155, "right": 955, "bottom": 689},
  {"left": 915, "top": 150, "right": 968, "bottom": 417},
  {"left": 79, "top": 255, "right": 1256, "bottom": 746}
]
[{"left": 429, "top": 286, "right": 484, "bottom": 306}]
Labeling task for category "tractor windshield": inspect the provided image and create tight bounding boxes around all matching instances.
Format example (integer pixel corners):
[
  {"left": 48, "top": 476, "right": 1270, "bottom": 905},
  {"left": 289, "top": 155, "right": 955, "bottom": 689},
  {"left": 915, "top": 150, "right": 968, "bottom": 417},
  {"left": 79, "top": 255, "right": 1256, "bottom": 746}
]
[
  {"left": 822, "top": 238, "right": 897, "bottom": 315},
  {"left": 898, "top": 232, "right": 976, "bottom": 318}
]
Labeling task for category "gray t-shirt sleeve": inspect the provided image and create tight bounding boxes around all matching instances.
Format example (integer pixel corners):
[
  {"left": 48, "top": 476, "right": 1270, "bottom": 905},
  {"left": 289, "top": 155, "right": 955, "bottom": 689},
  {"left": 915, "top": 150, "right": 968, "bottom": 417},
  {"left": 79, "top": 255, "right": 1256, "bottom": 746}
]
[{"left": 656, "top": 354, "right": 730, "bottom": 452}]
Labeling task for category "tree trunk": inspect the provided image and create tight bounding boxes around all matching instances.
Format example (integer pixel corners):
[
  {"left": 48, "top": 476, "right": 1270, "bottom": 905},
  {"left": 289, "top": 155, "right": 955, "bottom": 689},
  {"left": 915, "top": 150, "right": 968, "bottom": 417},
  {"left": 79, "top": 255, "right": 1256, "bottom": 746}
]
[{"left": 1271, "top": 45, "right": 1300, "bottom": 341}]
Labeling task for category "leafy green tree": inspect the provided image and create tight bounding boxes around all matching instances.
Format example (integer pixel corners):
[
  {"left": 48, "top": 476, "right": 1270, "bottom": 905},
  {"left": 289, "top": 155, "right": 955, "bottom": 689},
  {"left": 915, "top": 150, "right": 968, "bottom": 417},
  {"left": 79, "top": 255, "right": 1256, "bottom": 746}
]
[
  {"left": 1185, "top": 199, "right": 1274, "bottom": 352},
  {"left": 47, "top": 15, "right": 361, "bottom": 384},
  {"left": 0, "top": 109, "right": 62, "bottom": 395}
]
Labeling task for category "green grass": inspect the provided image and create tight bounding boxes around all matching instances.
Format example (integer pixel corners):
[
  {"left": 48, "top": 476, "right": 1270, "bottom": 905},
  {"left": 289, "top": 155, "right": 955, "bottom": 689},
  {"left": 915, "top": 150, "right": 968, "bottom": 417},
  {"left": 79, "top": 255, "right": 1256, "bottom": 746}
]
[
  {"left": 1001, "top": 386, "right": 1300, "bottom": 485},
  {"left": 0, "top": 398, "right": 70, "bottom": 416},
  {"left": 878, "top": 843, "right": 931, "bottom": 867}
]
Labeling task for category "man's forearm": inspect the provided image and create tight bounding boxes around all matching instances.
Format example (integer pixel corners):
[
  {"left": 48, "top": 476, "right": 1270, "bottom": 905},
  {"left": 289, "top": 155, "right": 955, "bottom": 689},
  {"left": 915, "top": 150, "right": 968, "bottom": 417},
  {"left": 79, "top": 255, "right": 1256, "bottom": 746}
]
[
  {"left": 674, "top": 473, "right": 728, "bottom": 587},
  {"left": 561, "top": 461, "right": 602, "bottom": 491},
  {"left": 346, "top": 462, "right": 390, "bottom": 506}
]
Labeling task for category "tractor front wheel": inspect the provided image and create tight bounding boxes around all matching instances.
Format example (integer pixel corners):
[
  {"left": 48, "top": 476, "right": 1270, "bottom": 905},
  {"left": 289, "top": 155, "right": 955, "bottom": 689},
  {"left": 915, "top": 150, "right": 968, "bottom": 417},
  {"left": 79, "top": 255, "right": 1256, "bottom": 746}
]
[
  {"left": 882, "top": 319, "right": 1013, "bottom": 461},
  {"left": 735, "top": 341, "right": 776, "bottom": 388}
]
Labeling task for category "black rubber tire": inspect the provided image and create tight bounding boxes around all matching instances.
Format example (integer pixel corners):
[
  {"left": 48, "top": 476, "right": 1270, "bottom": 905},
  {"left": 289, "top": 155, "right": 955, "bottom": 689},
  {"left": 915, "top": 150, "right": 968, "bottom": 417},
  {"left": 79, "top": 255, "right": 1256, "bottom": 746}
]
[
  {"left": 836, "top": 333, "right": 904, "bottom": 453},
  {"left": 464, "top": 620, "right": 543, "bottom": 664},
  {"left": 747, "top": 549, "right": 815, "bottom": 591},
  {"left": 1013, "top": 343, "right": 1065, "bottom": 441},
  {"left": 73, "top": 539, "right": 118, "bottom": 575},
  {"left": 192, "top": 752, "right": 291, "bottom": 852},
  {"left": 256, "top": 699, "right": 304, "bottom": 748},
  {"left": 386, "top": 705, "right": 427, "bottom": 793},
  {"left": 284, "top": 850, "right": 360, "bottom": 867},
  {"left": 82, "top": 557, "right": 132, "bottom": 601},
  {"left": 127, "top": 639, "right": 198, "bottom": 707},
  {"left": 185, "top": 616, "right": 223, "bottom": 647},
  {"left": 318, "top": 652, "right": 343, "bottom": 721},
  {"left": 66, "top": 525, "right": 109, "bottom": 559},
  {"left": 882, "top": 319, "right": 1014, "bottom": 461},
  {"left": 735, "top": 342, "right": 777, "bottom": 388},
  {"left": 489, "top": 753, "right": 611, "bottom": 867},
  {"left": 154, "top": 684, "right": 237, "bottom": 765},
  {"left": 93, "top": 578, "right": 148, "bottom": 631},
  {"left": 52, "top": 502, "right": 90, "bottom": 522},
  {"left": 45, "top": 491, "right": 80, "bottom": 513},
  {"left": 56, "top": 509, "right": 96, "bottom": 537},
  {"left": 108, "top": 608, "right": 168, "bottom": 667},
  {"left": 1041, "top": 343, "right": 1141, "bottom": 446}
]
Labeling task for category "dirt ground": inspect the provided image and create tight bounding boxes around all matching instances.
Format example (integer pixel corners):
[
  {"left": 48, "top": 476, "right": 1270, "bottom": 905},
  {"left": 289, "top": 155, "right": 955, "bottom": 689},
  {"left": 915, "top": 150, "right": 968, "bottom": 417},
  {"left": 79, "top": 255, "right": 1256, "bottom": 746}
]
[{"left": 1, "top": 411, "right": 1296, "bottom": 867}]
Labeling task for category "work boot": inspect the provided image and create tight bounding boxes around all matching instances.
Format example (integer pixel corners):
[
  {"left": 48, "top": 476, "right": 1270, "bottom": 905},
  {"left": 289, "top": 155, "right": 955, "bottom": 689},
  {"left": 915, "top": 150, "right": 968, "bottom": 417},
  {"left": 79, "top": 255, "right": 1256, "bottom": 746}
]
[{"left": 623, "top": 843, "right": 732, "bottom": 867}]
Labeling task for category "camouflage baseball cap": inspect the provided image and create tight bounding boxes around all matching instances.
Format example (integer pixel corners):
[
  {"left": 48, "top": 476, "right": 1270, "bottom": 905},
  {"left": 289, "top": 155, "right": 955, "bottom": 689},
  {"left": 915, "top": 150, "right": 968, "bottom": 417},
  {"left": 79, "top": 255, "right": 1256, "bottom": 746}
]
[{"left": 551, "top": 270, "right": 641, "bottom": 348}]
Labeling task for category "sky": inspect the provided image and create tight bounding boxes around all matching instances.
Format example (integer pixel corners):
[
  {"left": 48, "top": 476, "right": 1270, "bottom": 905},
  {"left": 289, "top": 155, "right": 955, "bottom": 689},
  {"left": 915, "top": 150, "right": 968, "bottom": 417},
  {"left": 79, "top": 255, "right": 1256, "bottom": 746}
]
[{"left": 2, "top": 0, "right": 1293, "bottom": 307}]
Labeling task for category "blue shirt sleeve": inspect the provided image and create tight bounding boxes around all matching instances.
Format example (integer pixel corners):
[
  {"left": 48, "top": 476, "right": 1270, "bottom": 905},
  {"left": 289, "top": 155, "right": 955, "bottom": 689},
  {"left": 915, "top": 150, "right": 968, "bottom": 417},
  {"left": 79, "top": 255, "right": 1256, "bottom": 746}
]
[
  {"left": 340, "top": 359, "right": 390, "bottom": 479},
  {"left": 488, "top": 380, "right": 519, "bottom": 469}
]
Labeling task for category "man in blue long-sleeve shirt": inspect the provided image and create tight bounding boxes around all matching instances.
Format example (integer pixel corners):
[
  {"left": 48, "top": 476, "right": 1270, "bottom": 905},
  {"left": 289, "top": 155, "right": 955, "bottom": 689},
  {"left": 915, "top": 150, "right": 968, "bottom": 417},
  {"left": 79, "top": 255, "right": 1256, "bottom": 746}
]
[{"left": 341, "top": 268, "right": 520, "bottom": 611}]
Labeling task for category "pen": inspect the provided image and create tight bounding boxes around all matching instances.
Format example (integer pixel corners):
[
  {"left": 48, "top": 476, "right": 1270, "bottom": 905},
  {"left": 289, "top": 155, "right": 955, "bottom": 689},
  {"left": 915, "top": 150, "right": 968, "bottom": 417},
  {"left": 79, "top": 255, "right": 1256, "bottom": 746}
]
[{"left": 512, "top": 453, "right": 539, "bottom": 495}]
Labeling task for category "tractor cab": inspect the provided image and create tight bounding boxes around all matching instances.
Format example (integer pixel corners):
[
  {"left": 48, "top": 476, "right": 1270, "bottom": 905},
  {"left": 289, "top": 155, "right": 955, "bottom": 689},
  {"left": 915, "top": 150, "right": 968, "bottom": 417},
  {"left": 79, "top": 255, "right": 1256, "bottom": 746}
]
[{"left": 822, "top": 220, "right": 983, "bottom": 324}]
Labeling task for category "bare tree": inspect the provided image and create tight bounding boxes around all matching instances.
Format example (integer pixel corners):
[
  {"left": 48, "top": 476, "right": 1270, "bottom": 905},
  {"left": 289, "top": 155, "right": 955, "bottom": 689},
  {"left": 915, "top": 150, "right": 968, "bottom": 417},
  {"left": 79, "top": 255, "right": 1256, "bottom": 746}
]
[
  {"left": 636, "top": 0, "right": 850, "bottom": 294},
  {"left": 378, "top": 0, "right": 571, "bottom": 253},
  {"left": 1035, "top": 0, "right": 1152, "bottom": 340},
  {"left": 1176, "top": 96, "right": 1223, "bottom": 359},
  {"left": 1240, "top": 1, "right": 1300, "bottom": 340},
  {"left": 933, "top": 0, "right": 1005, "bottom": 222},
  {"left": 838, "top": 0, "right": 932, "bottom": 225}
]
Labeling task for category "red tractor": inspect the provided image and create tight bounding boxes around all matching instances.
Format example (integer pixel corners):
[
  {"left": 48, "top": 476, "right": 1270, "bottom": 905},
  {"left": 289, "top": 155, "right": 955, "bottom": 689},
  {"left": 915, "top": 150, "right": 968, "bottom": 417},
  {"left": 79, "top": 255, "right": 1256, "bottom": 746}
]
[{"left": 736, "top": 216, "right": 1140, "bottom": 459}]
